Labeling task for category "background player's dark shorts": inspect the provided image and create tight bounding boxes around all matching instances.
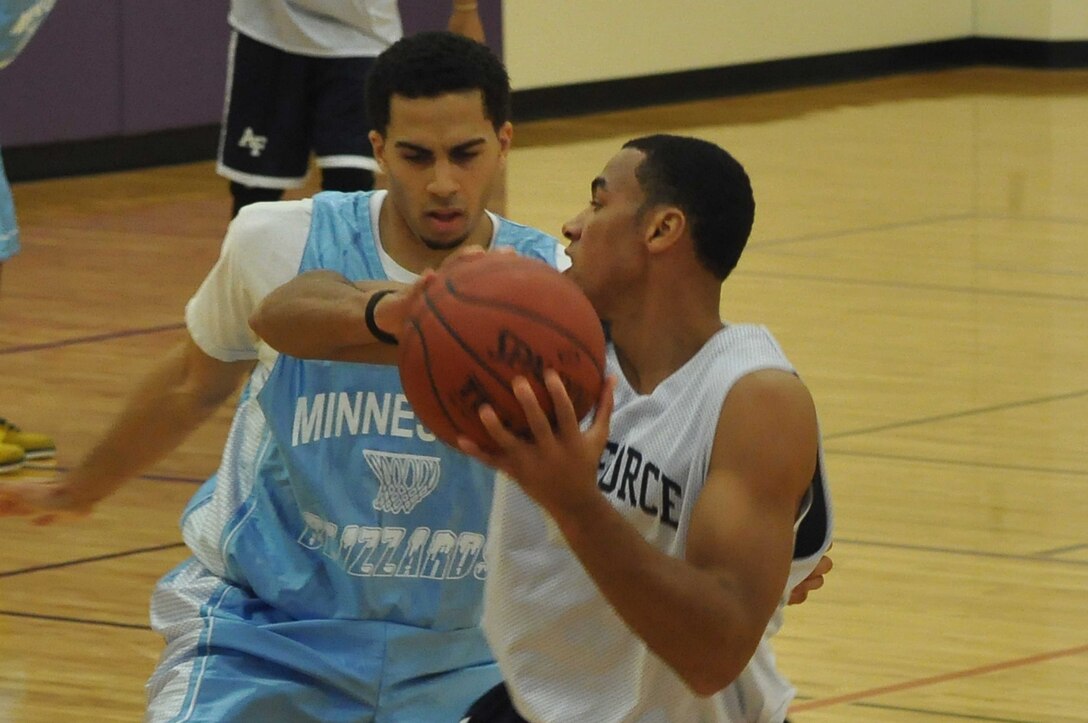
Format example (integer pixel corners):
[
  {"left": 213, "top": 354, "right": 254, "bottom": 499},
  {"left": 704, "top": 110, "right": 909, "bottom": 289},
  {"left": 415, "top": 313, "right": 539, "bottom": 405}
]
[
  {"left": 461, "top": 681, "right": 795, "bottom": 722},
  {"left": 218, "top": 31, "right": 377, "bottom": 187},
  {"left": 462, "top": 683, "right": 529, "bottom": 723}
]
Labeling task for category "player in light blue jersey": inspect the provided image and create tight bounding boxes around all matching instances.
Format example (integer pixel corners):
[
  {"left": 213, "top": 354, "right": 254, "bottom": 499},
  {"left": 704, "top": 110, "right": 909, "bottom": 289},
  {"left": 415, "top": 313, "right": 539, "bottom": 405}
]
[{"left": 0, "top": 31, "right": 564, "bottom": 722}]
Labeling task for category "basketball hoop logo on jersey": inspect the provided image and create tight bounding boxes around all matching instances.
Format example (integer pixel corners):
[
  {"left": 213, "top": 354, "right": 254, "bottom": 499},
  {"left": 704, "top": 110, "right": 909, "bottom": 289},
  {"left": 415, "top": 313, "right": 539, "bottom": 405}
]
[
  {"left": 237, "top": 126, "right": 268, "bottom": 157},
  {"left": 364, "top": 449, "right": 441, "bottom": 514}
]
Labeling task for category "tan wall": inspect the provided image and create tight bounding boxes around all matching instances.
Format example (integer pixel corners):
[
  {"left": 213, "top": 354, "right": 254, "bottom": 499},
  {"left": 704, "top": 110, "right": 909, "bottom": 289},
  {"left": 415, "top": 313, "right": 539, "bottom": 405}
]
[
  {"left": 503, "top": 1, "right": 1086, "bottom": 91},
  {"left": 976, "top": 0, "right": 1088, "bottom": 39}
]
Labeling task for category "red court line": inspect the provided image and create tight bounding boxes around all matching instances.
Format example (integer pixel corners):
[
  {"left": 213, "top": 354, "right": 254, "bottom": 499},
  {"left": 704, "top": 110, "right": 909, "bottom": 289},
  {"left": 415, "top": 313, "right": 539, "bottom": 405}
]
[{"left": 790, "top": 643, "right": 1088, "bottom": 712}]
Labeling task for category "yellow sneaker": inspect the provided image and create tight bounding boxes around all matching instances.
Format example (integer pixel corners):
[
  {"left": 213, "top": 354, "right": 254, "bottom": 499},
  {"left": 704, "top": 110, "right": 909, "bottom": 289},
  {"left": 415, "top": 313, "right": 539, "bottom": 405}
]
[
  {"left": 0, "top": 441, "right": 25, "bottom": 473},
  {"left": 0, "top": 417, "right": 55, "bottom": 460}
]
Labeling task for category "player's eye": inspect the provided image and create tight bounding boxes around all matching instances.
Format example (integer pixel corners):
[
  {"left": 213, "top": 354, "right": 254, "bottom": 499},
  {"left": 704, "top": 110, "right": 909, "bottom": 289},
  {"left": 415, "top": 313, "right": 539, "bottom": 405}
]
[{"left": 452, "top": 149, "right": 481, "bottom": 163}]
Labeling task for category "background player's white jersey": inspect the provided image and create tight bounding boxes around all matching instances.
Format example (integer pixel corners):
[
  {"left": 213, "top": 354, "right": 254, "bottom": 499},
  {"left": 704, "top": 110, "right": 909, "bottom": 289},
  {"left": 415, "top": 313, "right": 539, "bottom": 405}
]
[
  {"left": 484, "top": 324, "right": 833, "bottom": 722},
  {"left": 229, "top": 0, "right": 401, "bottom": 57}
]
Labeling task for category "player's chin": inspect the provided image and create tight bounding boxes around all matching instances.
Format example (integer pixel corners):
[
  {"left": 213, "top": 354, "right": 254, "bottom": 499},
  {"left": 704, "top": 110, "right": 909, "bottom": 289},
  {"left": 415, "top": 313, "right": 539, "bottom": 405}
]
[{"left": 420, "top": 233, "right": 471, "bottom": 251}]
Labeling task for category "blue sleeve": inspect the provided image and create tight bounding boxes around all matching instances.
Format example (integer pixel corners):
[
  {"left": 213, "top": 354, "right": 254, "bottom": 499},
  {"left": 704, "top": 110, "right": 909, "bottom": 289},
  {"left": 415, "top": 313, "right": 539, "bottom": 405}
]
[{"left": 0, "top": 0, "right": 54, "bottom": 67}]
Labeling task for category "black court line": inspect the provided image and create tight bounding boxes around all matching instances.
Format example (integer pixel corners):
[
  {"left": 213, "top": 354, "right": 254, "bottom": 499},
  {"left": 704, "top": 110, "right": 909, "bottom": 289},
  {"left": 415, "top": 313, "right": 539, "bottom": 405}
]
[
  {"left": 1035, "top": 543, "right": 1088, "bottom": 558},
  {"left": 834, "top": 536, "right": 1088, "bottom": 568},
  {"left": 0, "top": 541, "right": 186, "bottom": 579},
  {"left": 848, "top": 701, "right": 1044, "bottom": 723},
  {"left": 738, "top": 267, "right": 1088, "bottom": 304},
  {"left": 752, "top": 210, "right": 1088, "bottom": 250},
  {"left": 976, "top": 212, "right": 1088, "bottom": 227},
  {"left": 750, "top": 212, "right": 975, "bottom": 248},
  {"left": 824, "top": 388, "right": 1088, "bottom": 440},
  {"left": 0, "top": 322, "right": 185, "bottom": 356},
  {"left": 0, "top": 609, "right": 149, "bottom": 631},
  {"left": 825, "top": 448, "right": 1088, "bottom": 478}
]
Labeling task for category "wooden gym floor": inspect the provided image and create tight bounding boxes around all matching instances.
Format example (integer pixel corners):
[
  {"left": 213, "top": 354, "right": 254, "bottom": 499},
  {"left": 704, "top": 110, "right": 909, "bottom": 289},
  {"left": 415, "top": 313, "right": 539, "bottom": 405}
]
[{"left": 1, "top": 67, "right": 1086, "bottom": 721}]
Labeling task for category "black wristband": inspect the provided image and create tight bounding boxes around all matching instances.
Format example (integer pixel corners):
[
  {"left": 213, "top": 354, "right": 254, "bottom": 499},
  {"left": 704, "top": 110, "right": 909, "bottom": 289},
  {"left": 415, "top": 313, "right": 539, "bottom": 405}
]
[{"left": 364, "top": 289, "right": 399, "bottom": 345}]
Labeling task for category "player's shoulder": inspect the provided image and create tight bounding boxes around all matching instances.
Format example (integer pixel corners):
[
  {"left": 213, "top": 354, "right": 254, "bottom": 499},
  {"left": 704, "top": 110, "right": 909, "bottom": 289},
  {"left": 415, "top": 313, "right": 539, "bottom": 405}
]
[
  {"left": 491, "top": 214, "right": 562, "bottom": 262},
  {"left": 224, "top": 199, "right": 314, "bottom": 257},
  {"left": 231, "top": 198, "right": 314, "bottom": 235}
]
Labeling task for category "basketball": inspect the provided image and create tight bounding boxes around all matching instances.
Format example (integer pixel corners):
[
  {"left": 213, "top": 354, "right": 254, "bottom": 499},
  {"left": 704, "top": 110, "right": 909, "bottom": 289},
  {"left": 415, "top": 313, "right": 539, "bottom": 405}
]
[{"left": 397, "top": 253, "right": 606, "bottom": 453}]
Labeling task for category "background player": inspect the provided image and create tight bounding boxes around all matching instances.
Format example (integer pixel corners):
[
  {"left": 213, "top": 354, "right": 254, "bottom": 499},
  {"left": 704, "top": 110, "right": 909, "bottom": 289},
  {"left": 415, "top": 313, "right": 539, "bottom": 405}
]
[{"left": 220, "top": 0, "right": 485, "bottom": 217}]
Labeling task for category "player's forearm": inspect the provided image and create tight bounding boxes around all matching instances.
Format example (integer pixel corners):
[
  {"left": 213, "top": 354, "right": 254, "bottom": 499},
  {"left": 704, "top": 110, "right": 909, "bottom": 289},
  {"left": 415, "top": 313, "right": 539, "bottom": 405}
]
[
  {"left": 250, "top": 271, "right": 405, "bottom": 362},
  {"left": 553, "top": 493, "right": 768, "bottom": 696},
  {"left": 62, "top": 346, "right": 242, "bottom": 506}
]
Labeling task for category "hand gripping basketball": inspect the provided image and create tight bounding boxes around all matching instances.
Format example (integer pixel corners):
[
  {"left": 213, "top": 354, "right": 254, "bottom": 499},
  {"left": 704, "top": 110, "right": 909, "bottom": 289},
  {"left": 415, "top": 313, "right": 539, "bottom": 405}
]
[{"left": 397, "top": 253, "right": 606, "bottom": 453}]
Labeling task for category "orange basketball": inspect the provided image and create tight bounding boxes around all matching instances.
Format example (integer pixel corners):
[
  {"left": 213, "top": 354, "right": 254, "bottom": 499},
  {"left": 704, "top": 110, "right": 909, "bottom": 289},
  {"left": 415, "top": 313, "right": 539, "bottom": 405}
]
[{"left": 397, "top": 253, "right": 606, "bottom": 453}]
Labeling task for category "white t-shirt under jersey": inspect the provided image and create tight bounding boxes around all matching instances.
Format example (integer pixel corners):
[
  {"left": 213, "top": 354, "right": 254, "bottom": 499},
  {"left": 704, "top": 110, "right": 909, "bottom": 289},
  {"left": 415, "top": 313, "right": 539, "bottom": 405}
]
[{"left": 185, "top": 192, "right": 509, "bottom": 368}]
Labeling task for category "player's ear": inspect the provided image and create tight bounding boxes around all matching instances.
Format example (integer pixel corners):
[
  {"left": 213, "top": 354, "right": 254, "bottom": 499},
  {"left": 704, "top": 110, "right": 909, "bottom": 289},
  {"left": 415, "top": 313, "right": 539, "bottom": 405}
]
[
  {"left": 497, "top": 121, "right": 513, "bottom": 156},
  {"left": 646, "top": 208, "right": 685, "bottom": 252},
  {"left": 369, "top": 130, "right": 387, "bottom": 171}
]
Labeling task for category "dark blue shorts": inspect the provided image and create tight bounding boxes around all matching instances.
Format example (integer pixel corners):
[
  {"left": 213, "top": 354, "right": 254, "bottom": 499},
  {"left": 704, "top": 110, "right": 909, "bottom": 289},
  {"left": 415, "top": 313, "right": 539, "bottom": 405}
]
[{"left": 217, "top": 31, "right": 377, "bottom": 189}]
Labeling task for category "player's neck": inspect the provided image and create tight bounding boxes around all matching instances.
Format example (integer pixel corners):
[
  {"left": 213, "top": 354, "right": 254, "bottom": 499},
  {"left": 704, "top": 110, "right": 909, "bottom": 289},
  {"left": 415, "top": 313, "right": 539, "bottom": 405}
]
[
  {"left": 377, "top": 198, "right": 494, "bottom": 274},
  {"left": 609, "top": 285, "right": 723, "bottom": 395}
]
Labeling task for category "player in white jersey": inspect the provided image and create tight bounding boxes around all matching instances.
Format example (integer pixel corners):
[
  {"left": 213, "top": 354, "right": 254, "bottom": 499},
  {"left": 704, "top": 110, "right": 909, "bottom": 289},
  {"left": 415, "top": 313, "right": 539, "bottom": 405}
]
[
  {"left": 245, "top": 133, "right": 834, "bottom": 721},
  {"left": 220, "top": 1, "right": 484, "bottom": 216},
  {"left": 0, "top": 32, "right": 565, "bottom": 721},
  {"left": 454, "top": 135, "right": 834, "bottom": 722}
]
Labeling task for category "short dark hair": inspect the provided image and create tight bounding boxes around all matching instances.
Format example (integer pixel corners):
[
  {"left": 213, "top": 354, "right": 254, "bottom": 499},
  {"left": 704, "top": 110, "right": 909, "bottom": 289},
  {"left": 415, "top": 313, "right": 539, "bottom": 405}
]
[
  {"left": 366, "top": 31, "right": 510, "bottom": 135},
  {"left": 623, "top": 135, "right": 755, "bottom": 280}
]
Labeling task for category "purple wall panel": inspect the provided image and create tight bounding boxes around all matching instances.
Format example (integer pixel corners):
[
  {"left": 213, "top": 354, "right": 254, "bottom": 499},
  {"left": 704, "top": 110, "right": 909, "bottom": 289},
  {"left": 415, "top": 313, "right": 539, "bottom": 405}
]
[
  {"left": 0, "top": 1, "right": 123, "bottom": 146},
  {"left": 401, "top": 0, "right": 503, "bottom": 59},
  {"left": 0, "top": 1, "right": 505, "bottom": 148},
  {"left": 121, "top": 0, "right": 231, "bottom": 135}
]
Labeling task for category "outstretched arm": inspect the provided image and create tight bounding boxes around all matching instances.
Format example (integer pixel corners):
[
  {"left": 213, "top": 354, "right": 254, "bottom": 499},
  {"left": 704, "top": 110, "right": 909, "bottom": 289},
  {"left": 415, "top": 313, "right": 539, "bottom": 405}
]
[
  {"left": 0, "top": 338, "right": 252, "bottom": 524},
  {"left": 250, "top": 246, "right": 493, "bottom": 362},
  {"left": 248, "top": 271, "right": 426, "bottom": 364}
]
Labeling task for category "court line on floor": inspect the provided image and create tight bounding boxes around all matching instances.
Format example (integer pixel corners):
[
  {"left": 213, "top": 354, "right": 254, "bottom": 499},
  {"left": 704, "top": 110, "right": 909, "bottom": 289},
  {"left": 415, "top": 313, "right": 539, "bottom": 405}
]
[
  {"left": 0, "top": 322, "right": 185, "bottom": 355},
  {"left": 789, "top": 643, "right": 1088, "bottom": 713},
  {"left": 833, "top": 537, "right": 1088, "bottom": 568},
  {"left": 824, "top": 448, "right": 1088, "bottom": 478},
  {"left": 844, "top": 701, "right": 1042, "bottom": 723},
  {"left": 737, "top": 267, "right": 1088, "bottom": 303},
  {"left": 1035, "top": 543, "right": 1088, "bottom": 558},
  {"left": 750, "top": 213, "right": 975, "bottom": 248},
  {"left": 0, "top": 609, "right": 149, "bottom": 631},
  {"left": 0, "top": 541, "right": 185, "bottom": 578},
  {"left": 825, "top": 388, "right": 1088, "bottom": 440},
  {"left": 752, "top": 211, "right": 1088, "bottom": 250}
]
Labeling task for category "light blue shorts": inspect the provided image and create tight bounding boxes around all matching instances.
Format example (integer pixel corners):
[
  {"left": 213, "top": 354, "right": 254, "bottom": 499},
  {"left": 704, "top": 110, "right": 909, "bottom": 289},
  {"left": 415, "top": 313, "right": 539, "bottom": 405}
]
[
  {"left": 0, "top": 151, "right": 19, "bottom": 262},
  {"left": 146, "top": 557, "right": 500, "bottom": 722}
]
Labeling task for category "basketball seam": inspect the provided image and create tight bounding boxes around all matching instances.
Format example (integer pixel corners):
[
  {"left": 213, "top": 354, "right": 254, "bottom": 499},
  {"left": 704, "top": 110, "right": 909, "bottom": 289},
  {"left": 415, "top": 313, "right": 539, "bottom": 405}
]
[
  {"left": 424, "top": 282, "right": 525, "bottom": 415},
  {"left": 408, "top": 316, "right": 467, "bottom": 440},
  {"left": 444, "top": 278, "right": 605, "bottom": 377}
]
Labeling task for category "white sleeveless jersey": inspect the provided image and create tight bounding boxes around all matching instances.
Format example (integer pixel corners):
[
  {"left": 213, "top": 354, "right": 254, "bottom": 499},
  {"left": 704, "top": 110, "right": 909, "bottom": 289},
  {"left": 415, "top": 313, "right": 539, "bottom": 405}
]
[{"left": 484, "top": 324, "right": 833, "bottom": 722}]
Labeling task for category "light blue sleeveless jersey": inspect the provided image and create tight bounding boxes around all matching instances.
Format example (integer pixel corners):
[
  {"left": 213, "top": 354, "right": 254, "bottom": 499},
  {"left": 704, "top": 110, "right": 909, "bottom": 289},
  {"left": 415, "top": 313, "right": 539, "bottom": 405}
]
[
  {"left": 2, "top": 0, "right": 55, "bottom": 260},
  {"left": 149, "top": 191, "right": 563, "bottom": 722},
  {"left": 1, "top": 154, "right": 17, "bottom": 262}
]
